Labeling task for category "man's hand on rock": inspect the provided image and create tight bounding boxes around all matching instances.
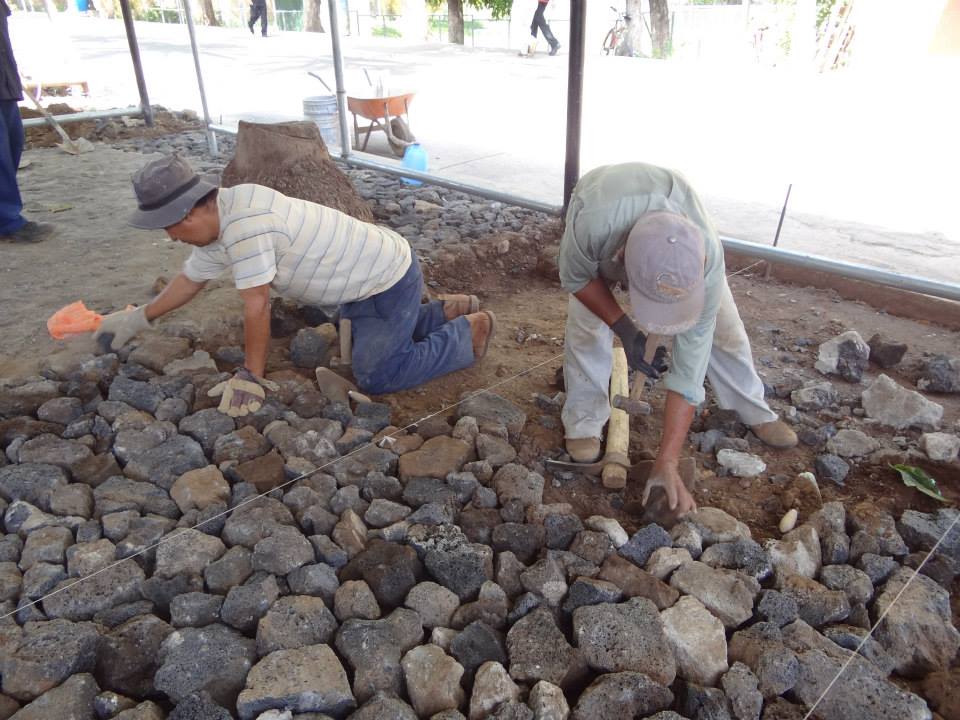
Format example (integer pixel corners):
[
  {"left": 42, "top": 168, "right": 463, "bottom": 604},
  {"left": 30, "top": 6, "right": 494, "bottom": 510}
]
[
  {"left": 208, "top": 368, "right": 280, "bottom": 417},
  {"left": 94, "top": 306, "right": 150, "bottom": 351},
  {"left": 642, "top": 460, "right": 697, "bottom": 517}
]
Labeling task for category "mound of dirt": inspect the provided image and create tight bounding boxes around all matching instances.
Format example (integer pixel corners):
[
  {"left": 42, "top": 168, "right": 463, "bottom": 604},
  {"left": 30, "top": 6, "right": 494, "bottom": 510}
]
[{"left": 221, "top": 120, "right": 373, "bottom": 222}]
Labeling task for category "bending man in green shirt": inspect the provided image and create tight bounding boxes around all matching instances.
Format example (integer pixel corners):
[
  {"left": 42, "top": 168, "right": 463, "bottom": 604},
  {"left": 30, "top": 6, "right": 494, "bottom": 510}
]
[{"left": 559, "top": 163, "right": 797, "bottom": 515}]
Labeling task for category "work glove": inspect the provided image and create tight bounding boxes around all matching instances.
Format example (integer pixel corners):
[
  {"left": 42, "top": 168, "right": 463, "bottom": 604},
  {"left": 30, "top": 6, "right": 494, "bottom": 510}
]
[
  {"left": 94, "top": 306, "right": 151, "bottom": 352},
  {"left": 611, "top": 315, "right": 668, "bottom": 379},
  {"left": 208, "top": 368, "right": 280, "bottom": 418}
]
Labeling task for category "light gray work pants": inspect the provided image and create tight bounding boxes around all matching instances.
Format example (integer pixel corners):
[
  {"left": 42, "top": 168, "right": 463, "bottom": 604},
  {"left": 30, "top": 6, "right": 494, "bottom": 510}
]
[{"left": 561, "top": 279, "right": 778, "bottom": 440}]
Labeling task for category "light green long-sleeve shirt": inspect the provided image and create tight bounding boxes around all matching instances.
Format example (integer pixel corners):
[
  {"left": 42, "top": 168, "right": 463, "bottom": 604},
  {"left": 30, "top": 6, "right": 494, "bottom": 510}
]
[{"left": 558, "top": 162, "right": 725, "bottom": 406}]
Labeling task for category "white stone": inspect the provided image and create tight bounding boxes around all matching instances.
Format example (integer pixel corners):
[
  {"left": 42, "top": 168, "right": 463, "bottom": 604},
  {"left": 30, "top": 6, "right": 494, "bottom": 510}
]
[
  {"left": 661, "top": 596, "right": 729, "bottom": 686},
  {"left": 163, "top": 350, "right": 218, "bottom": 375},
  {"left": 861, "top": 374, "right": 943, "bottom": 430},
  {"left": 401, "top": 645, "right": 465, "bottom": 718},
  {"left": 529, "top": 680, "right": 570, "bottom": 720},
  {"left": 919, "top": 432, "right": 960, "bottom": 463},
  {"left": 779, "top": 509, "right": 799, "bottom": 534},
  {"left": 826, "top": 429, "right": 880, "bottom": 458},
  {"left": 814, "top": 330, "right": 870, "bottom": 378},
  {"left": 717, "top": 450, "right": 766, "bottom": 478},
  {"left": 766, "top": 526, "right": 820, "bottom": 584},
  {"left": 645, "top": 547, "right": 693, "bottom": 580},
  {"left": 469, "top": 661, "right": 521, "bottom": 720},
  {"left": 585, "top": 516, "right": 629, "bottom": 547}
]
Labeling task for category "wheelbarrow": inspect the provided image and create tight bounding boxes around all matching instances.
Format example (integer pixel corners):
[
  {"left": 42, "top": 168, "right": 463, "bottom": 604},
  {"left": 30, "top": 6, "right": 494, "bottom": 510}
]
[{"left": 346, "top": 92, "right": 416, "bottom": 158}]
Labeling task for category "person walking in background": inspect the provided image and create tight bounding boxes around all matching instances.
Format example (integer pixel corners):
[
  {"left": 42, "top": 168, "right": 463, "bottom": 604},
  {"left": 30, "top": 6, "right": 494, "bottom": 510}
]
[
  {"left": 0, "top": 0, "right": 52, "bottom": 243},
  {"left": 528, "top": 0, "right": 560, "bottom": 56},
  {"left": 248, "top": 0, "right": 268, "bottom": 37}
]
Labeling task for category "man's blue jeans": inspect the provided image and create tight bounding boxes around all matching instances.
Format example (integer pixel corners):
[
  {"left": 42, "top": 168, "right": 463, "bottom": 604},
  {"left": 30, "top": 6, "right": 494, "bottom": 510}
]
[
  {"left": 341, "top": 256, "right": 475, "bottom": 394},
  {"left": 0, "top": 100, "right": 25, "bottom": 235}
]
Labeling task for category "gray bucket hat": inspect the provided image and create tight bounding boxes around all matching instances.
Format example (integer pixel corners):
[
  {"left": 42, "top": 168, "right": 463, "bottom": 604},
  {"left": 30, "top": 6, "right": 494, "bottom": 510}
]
[{"left": 128, "top": 154, "right": 217, "bottom": 229}]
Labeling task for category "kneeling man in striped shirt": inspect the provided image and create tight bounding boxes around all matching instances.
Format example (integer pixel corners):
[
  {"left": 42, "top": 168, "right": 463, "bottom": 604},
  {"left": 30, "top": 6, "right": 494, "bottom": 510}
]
[{"left": 96, "top": 155, "right": 495, "bottom": 416}]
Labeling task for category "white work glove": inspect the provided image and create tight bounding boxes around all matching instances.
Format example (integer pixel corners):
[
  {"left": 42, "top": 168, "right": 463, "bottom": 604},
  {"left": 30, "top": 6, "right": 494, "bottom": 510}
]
[
  {"left": 94, "top": 306, "right": 151, "bottom": 351},
  {"left": 642, "top": 462, "right": 697, "bottom": 516},
  {"left": 208, "top": 368, "right": 280, "bottom": 417}
]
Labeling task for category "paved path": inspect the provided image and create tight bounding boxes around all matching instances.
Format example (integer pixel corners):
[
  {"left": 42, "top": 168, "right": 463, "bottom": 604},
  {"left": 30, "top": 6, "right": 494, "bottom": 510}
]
[{"left": 13, "top": 12, "right": 959, "bottom": 284}]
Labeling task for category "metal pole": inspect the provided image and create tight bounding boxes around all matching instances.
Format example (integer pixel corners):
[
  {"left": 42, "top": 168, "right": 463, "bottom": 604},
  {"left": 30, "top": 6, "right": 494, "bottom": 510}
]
[
  {"left": 721, "top": 235, "right": 960, "bottom": 303},
  {"left": 22, "top": 106, "right": 143, "bottom": 128},
  {"left": 328, "top": 0, "right": 352, "bottom": 158},
  {"left": 181, "top": 0, "right": 217, "bottom": 155},
  {"left": 766, "top": 182, "right": 792, "bottom": 279},
  {"left": 563, "top": 0, "right": 586, "bottom": 211},
  {"left": 119, "top": 0, "right": 153, "bottom": 126}
]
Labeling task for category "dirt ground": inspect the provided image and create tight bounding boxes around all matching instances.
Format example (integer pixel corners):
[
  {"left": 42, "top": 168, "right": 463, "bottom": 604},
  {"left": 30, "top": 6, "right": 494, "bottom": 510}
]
[{"left": 7, "top": 143, "right": 960, "bottom": 625}]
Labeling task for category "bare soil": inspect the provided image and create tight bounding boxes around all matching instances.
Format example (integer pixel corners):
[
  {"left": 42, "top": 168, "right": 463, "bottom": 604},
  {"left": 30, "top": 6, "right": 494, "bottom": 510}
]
[{"left": 9, "top": 137, "right": 960, "bottom": 627}]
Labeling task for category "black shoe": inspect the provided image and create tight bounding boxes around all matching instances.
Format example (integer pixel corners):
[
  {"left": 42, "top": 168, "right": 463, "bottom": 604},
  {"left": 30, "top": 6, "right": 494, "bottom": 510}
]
[
  {"left": 549, "top": 43, "right": 561, "bottom": 56},
  {"left": 248, "top": 25, "right": 254, "bottom": 34},
  {"left": 1, "top": 221, "right": 54, "bottom": 243}
]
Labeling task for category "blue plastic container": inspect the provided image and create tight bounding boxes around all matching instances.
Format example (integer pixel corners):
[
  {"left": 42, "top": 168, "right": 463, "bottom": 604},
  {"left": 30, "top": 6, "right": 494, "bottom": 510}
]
[
  {"left": 401, "top": 143, "right": 427, "bottom": 186},
  {"left": 75, "top": 0, "right": 89, "bottom": 11}
]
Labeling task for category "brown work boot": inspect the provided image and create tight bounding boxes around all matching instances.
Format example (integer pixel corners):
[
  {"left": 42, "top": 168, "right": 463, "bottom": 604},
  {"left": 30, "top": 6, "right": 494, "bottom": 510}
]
[
  {"left": 438, "top": 293, "right": 480, "bottom": 320},
  {"left": 752, "top": 420, "right": 798, "bottom": 449},
  {"left": 566, "top": 437, "right": 601, "bottom": 463},
  {"left": 466, "top": 310, "right": 496, "bottom": 360}
]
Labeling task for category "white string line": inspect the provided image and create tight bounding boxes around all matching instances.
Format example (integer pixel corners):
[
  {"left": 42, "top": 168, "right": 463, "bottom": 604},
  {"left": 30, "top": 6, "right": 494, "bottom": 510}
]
[
  {"left": 801, "top": 509, "right": 960, "bottom": 720},
  {"left": 2, "top": 351, "right": 564, "bottom": 621}
]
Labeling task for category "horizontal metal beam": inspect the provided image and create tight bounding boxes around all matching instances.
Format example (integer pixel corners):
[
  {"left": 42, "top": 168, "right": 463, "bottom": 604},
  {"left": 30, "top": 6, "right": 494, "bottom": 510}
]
[
  {"left": 22, "top": 107, "right": 143, "bottom": 128},
  {"left": 721, "top": 235, "right": 960, "bottom": 303}
]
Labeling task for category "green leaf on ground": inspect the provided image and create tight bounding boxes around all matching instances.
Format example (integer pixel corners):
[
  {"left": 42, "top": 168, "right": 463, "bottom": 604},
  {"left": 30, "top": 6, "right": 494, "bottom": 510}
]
[{"left": 890, "top": 464, "right": 948, "bottom": 503}]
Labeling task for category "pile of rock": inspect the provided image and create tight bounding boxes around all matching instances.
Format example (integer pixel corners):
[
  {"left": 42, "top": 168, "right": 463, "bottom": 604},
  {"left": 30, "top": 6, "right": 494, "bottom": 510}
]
[{"left": 0, "top": 324, "right": 957, "bottom": 720}]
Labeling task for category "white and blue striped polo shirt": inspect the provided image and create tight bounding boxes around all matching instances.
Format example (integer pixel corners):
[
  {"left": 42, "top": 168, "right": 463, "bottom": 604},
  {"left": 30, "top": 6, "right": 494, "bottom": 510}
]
[{"left": 183, "top": 184, "right": 411, "bottom": 307}]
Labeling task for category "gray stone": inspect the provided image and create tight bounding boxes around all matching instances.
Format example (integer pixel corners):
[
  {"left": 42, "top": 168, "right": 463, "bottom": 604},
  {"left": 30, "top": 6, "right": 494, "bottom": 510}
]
[
  {"left": 36, "top": 396, "right": 83, "bottom": 425},
  {"left": 572, "top": 672, "right": 673, "bottom": 720},
  {"left": 213, "top": 426, "right": 271, "bottom": 465},
  {"left": 819, "top": 564, "right": 873, "bottom": 604},
  {"left": 476, "top": 434, "right": 517, "bottom": 467},
  {"left": 94, "top": 691, "right": 138, "bottom": 719},
  {"left": 508, "top": 608, "right": 585, "bottom": 688},
  {"left": 756, "top": 646, "right": 800, "bottom": 699},
  {"left": 0, "top": 379, "right": 61, "bottom": 420},
  {"left": 897, "top": 508, "right": 959, "bottom": 561},
  {"left": 756, "top": 590, "right": 799, "bottom": 627},
  {"left": 123, "top": 435, "right": 207, "bottom": 491},
  {"left": 450, "top": 620, "right": 508, "bottom": 679},
  {"left": 699, "top": 538, "right": 772, "bottom": 583},
  {"left": 5, "top": 672, "right": 98, "bottom": 720},
  {"left": 97, "top": 613, "right": 174, "bottom": 697},
  {"left": 221, "top": 573, "right": 281, "bottom": 633},
  {"left": 826, "top": 429, "right": 880, "bottom": 458},
  {"left": 619, "top": 523, "right": 671, "bottom": 567},
  {"left": 917, "top": 354, "right": 960, "bottom": 393},
  {"left": 457, "top": 393, "right": 526, "bottom": 438},
  {"left": 919, "top": 432, "right": 960, "bottom": 462},
  {"left": 287, "top": 563, "right": 340, "bottom": 604},
  {"left": 364, "top": 499, "right": 411, "bottom": 528},
  {"left": 49, "top": 483, "right": 93, "bottom": 518},
  {"left": 425, "top": 542, "right": 493, "bottom": 601},
  {"left": 873, "top": 566, "right": 960, "bottom": 677},
  {"left": 93, "top": 477, "right": 180, "bottom": 521},
  {"left": 528, "top": 681, "right": 569, "bottom": 720},
  {"left": 722, "top": 662, "right": 762, "bottom": 720},
  {"left": 92, "top": 600, "right": 155, "bottom": 628},
  {"left": 867, "top": 334, "right": 908, "bottom": 369},
  {"left": 170, "top": 592, "right": 223, "bottom": 628},
  {"left": 155, "top": 623, "right": 257, "bottom": 707},
  {"left": 0, "top": 618, "right": 100, "bottom": 701},
  {"left": 717, "top": 450, "right": 767, "bottom": 478},
  {"left": 493, "top": 464, "right": 544, "bottom": 507},
  {"left": 351, "top": 401, "right": 392, "bottom": 434},
  {"left": 492, "top": 523, "right": 544, "bottom": 564},
  {"left": 0, "top": 464, "right": 68, "bottom": 512},
  {"left": 340, "top": 540, "right": 423, "bottom": 610},
  {"left": 42, "top": 559, "right": 144, "bottom": 621},
  {"left": 222, "top": 497, "right": 297, "bottom": 548},
  {"left": 862, "top": 374, "right": 943, "bottom": 429},
  {"left": 140, "top": 573, "right": 204, "bottom": 615},
  {"left": 154, "top": 528, "right": 226, "bottom": 578},
  {"left": 814, "top": 331, "right": 870, "bottom": 382},
  {"left": 256, "top": 595, "right": 338, "bottom": 655},
  {"left": 290, "top": 325, "right": 337, "bottom": 368},
  {"left": 19, "top": 525, "right": 73, "bottom": 570},
  {"left": 518, "top": 556, "right": 567, "bottom": 607},
  {"left": 569, "top": 530, "right": 614, "bottom": 566},
  {"left": 791, "top": 649, "right": 931, "bottom": 720},
  {"left": 204, "top": 545, "right": 253, "bottom": 594},
  {"left": 18, "top": 434, "right": 92, "bottom": 477},
  {"left": 670, "top": 561, "right": 761, "bottom": 628},
  {"left": 821, "top": 625, "right": 896, "bottom": 676},
  {"left": 469, "top": 661, "right": 521, "bottom": 720},
  {"left": 679, "top": 684, "right": 733, "bottom": 720},
  {"left": 405, "top": 581, "right": 460, "bottom": 629},
  {"left": 179, "top": 409, "right": 236, "bottom": 454},
  {"left": 407, "top": 501, "right": 456, "bottom": 526},
  {"left": 814, "top": 454, "right": 850, "bottom": 486},
  {"left": 790, "top": 382, "right": 839, "bottom": 412},
  {"left": 686, "top": 507, "right": 752, "bottom": 545},
  {"left": 252, "top": 525, "right": 315, "bottom": 576},
  {"left": 661, "top": 595, "right": 728, "bottom": 686},
  {"left": 334, "top": 580, "right": 381, "bottom": 621},
  {"left": 20, "top": 562, "right": 66, "bottom": 600},
  {"left": 562, "top": 577, "right": 623, "bottom": 613},
  {"left": 849, "top": 502, "right": 909, "bottom": 556},
  {"left": 777, "top": 574, "right": 850, "bottom": 627},
  {"left": 334, "top": 608, "right": 423, "bottom": 703},
  {"left": 108, "top": 376, "right": 164, "bottom": 414},
  {"left": 310, "top": 534, "right": 349, "bottom": 569},
  {"left": 402, "top": 645, "right": 465, "bottom": 718},
  {"left": 573, "top": 598, "right": 675, "bottom": 684},
  {"left": 168, "top": 691, "right": 233, "bottom": 720},
  {"left": 347, "top": 691, "right": 417, "bottom": 720}
]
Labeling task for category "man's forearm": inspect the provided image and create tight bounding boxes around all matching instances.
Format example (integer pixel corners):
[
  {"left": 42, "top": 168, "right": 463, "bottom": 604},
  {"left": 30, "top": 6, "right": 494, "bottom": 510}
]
[
  {"left": 657, "top": 390, "right": 696, "bottom": 465},
  {"left": 240, "top": 286, "right": 272, "bottom": 377},
  {"left": 145, "top": 273, "right": 206, "bottom": 321},
  {"left": 572, "top": 277, "right": 625, "bottom": 327}
]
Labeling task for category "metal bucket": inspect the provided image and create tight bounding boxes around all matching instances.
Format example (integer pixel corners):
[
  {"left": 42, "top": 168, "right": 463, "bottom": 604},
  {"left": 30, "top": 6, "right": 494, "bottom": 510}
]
[{"left": 303, "top": 95, "right": 341, "bottom": 151}]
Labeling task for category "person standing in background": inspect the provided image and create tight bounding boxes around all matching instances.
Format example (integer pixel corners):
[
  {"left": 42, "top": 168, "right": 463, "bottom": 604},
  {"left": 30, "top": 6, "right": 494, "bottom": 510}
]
[
  {"left": 248, "top": 0, "right": 268, "bottom": 37},
  {"left": 0, "top": 0, "right": 53, "bottom": 243},
  {"left": 528, "top": 0, "right": 560, "bottom": 56}
]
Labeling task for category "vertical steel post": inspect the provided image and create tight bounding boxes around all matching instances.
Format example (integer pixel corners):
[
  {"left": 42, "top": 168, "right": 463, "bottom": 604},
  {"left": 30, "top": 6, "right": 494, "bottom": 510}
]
[
  {"left": 563, "top": 0, "right": 586, "bottom": 210},
  {"left": 182, "top": 0, "right": 217, "bottom": 155},
  {"left": 765, "top": 182, "right": 792, "bottom": 279},
  {"left": 328, "top": 0, "right": 352, "bottom": 158},
  {"left": 119, "top": 0, "right": 154, "bottom": 126}
]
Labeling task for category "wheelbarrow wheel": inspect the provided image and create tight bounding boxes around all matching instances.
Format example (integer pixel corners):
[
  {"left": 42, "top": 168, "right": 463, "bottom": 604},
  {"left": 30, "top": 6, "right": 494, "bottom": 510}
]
[{"left": 387, "top": 117, "right": 415, "bottom": 158}]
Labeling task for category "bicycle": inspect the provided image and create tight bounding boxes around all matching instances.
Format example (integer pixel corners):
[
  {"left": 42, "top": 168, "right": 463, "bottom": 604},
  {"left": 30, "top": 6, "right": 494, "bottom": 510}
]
[{"left": 602, "top": 6, "right": 629, "bottom": 56}]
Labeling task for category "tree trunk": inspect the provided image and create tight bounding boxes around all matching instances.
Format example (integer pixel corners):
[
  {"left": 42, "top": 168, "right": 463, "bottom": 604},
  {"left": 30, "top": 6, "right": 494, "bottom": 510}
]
[
  {"left": 42, "top": 0, "right": 57, "bottom": 20},
  {"left": 648, "top": 0, "right": 670, "bottom": 58},
  {"left": 305, "top": 0, "right": 326, "bottom": 32},
  {"left": 447, "top": 0, "right": 464, "bottom": 44},
  {"left": 620, "top": 0, "right": 644, "bottom": 56},
  {"left": 199, "top": 0, "right": 220, "bottom": 26}
]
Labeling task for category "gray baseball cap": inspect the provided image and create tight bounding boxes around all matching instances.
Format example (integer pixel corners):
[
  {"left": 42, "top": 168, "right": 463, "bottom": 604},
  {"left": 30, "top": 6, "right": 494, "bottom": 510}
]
[
  {"left": 128, "top": 155, "right": 217, "bottom": 229},
  {"left": 625, "top": 210, "right": 706, "bottom": 335}
]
